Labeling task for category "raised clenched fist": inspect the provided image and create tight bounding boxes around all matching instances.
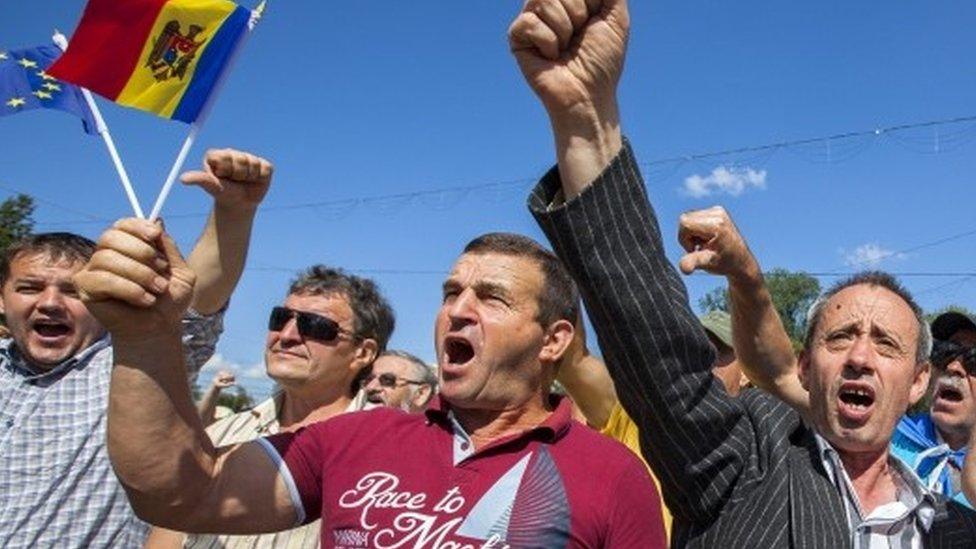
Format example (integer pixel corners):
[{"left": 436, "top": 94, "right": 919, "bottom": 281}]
[{"left": 509, "top": 0, "right": 630, "bottom": 115}]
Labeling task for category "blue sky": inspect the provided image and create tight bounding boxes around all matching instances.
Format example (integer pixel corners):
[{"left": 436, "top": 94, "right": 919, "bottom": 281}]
[{"left": 3, "top": 2, "right": 975, "bottom": 399}]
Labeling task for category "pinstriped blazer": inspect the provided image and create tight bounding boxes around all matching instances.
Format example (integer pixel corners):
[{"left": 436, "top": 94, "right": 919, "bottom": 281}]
[{"left": 529, "top": 141, "right": 976, "bottom": 548}]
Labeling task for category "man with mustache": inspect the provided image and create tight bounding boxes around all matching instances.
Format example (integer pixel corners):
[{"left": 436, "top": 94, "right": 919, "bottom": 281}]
[
  {"left": 890, "top": 312, "right": 976, "bottom": 506},
  {"left": 361, "top": 350, "right": 437, "bottom": 413}
]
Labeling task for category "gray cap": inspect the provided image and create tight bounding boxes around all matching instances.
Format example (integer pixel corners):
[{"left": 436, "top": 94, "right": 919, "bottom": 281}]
[
  {"left": 699, "top": 310, "right": 733, "bottom": 350},
  {"left": 931, "top": 311, "right": 976, "bottom": 341}
]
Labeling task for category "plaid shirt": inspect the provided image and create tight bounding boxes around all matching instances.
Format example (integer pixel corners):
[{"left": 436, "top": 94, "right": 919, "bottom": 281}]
[{"left": 0, "top": 310, "right": 224, "bottom": 548}]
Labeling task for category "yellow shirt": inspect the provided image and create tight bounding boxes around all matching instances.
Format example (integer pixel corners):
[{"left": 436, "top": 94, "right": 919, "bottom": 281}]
[{"left": 600, "top": 402, "right": 673, "bottom": 539}]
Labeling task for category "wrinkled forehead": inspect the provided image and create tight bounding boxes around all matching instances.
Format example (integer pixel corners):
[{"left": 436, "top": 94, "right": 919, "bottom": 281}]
[
  {"left": 820, "top": 284, "right": 919, "bottom": 339},
  {"left": 447, "top": 252, "right": 543, "bottom": 292},
  {"left": 6, "top": 252, "right": 86, "bottom": 281}
]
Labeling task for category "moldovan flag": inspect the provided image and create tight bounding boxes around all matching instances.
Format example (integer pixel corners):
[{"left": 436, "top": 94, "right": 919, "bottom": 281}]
[{"left": 49, "top": 0, "right": 252, "bottom": 123}]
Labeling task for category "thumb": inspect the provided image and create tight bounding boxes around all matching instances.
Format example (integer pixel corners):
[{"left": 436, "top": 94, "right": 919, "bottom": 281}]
[
  {"left": 679, "top": 249, "right": 719, "bottom": 275},
  {"left": 158, "top": 232, "right": 189, "bottom": 273},
  {"left": 180, "top": 170, "right": 223, "bottom": 194}
]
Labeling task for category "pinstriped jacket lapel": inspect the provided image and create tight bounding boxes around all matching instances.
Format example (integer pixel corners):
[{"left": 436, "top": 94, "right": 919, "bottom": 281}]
[{"left": 787, "top": 428, "right": 849, "bottom": 548}]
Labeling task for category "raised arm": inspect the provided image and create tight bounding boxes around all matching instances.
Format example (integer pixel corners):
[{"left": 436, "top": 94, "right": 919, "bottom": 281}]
[
  {"left": 74, "top": 220, "right": 295, "bottom": 533},
  {"left": 184, "top": 149, "right": 273, "bottom": 315},
  {"left": 513, "top": 0, "right": 763, "bottom": 524},
  {"left": 555, "top": 315, "right": 618, "bottom": 429},
  {"left": 197, "top": 369, "right": 236, "bottom": 426},
  {"left": 677, "top": 207, "right": 810, "bottom": 416}
]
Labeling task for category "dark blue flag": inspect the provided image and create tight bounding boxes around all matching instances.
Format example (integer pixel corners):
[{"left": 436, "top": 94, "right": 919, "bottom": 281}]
[{"left": 0, "top": 44, "right": 98, "bottom": 135}]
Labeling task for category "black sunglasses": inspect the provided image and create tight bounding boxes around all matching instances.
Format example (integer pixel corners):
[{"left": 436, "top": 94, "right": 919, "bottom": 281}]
[
  {"left": 362, "top": 372, "right": 426, "bottom": 388},
  {"left": 268, "top": 306, "right": 360, "bottom": 343},
  {"left": 930, "top": 339, "right": 976, "bottom": 376}
]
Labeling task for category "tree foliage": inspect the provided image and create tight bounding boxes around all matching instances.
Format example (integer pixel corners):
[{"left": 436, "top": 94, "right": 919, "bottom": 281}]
[
  {"left": 0, "top": 194, "right": 35, "bottom": 254},
  {"left": 217, "top": 386, "right": 254, "bottom": 413},
  {"left": 699, "top": 268, "right": 821, "bottom": 350}
]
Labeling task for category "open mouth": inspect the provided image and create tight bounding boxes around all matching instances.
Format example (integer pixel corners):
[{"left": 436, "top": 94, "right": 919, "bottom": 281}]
[
  {"left": 31, "top": 319, "right": 71, "bottom": 339},
  {"left": 365, "top": 392, "right": 384, "bottom": 404},
  {"left": 444, "top": 336, "right": 475, "bottom": 367},
  {"left": 837, "top": 382, "right": 876, "bottom": 421},
  {"left": 935, "top": 382, "right": 965, "bottom": 404}
]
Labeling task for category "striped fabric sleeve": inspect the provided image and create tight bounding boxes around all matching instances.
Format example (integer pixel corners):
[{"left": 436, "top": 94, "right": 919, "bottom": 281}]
[{"left": 529, "top": 140, "right": 758, "bottom": 524}]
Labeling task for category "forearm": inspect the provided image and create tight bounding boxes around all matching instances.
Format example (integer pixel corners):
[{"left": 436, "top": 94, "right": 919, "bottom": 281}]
[
  {"left": 109, "top": 331, "right": 218, "bottom": 521},
  {"left": 531, "top": 144, "right": 749, "bottom": 522},
  {"left": 549, "top": 102, "right": 623, "bottom": 201},
  {"left": 197, "top": 385, "right": 221, "bottom": 425},
  {"left": 187, "top": 205, "right": 256, "bottom": 315},
  {"left": 556, "top": 354, "right": 618, "bottom": 429},
  {"left": 728, "top": 273, "right": 809, "bottom": 413}
]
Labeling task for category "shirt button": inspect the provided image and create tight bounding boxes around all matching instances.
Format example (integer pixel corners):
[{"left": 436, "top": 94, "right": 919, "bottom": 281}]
[{"left": 460, "top": 442, "right": 469, "bottom": 451}]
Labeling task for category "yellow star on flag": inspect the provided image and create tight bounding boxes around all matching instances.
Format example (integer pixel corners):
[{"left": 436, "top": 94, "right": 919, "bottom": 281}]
[
  {"left": 36, "top": 70, "right": 57, "bottom": 81},
  {"left": 17, "top": 58, "right": 38, "bottom": 69},
  {"left": 42, "top": 83, "right": 62, "bottom": 92},
  {"left": 32, "top": 90, "right": 52, "bottom": 100},
  {"left": 6, "top": 97, "right": 26, "bottom": 108}
]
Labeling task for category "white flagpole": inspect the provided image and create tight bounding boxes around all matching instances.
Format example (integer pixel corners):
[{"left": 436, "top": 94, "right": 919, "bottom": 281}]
[
  {"left": 53, "top": 30, "right": 145, "bottom": 218},
  {"left": 147, "top": 1, "right": 267, "bottom": 221}
]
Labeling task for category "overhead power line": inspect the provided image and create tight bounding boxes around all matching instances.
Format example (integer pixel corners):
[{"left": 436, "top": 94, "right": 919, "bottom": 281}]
[{"left": 31, "top": 114, "right": 976, "bottom": 229}]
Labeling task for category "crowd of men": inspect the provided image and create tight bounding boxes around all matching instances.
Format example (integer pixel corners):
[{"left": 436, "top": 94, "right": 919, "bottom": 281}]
[{"left": 2, "top": 0, "right": 976, "bottom": 547}]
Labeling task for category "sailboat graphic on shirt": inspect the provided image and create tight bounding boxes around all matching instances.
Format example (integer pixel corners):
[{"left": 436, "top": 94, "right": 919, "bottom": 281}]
[{"left": 456, "top": 448, "right": 571, "bottom": 546}]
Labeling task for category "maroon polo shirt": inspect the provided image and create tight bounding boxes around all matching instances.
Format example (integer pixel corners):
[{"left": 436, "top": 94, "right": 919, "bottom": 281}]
[{"left": 262, "top": 396, "right": 666, "bottom": 548}]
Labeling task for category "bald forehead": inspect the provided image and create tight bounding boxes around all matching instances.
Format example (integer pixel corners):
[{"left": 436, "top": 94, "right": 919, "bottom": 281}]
[{"left": 820, "top": 284, "right": 919, "bottom": 343}]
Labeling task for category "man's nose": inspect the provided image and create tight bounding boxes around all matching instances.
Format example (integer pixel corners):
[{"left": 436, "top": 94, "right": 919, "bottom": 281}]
[
  {"left": 845, "top": 336, "right": 875, "bottom": 374},
  {"left": 36, "top": 286, "right": 66, "bottom": 312},
  {"left": 447, "top": 289, "right": 478, "bottom": 327},
  {"left": 944, "top": 357, "right": 968, "bottom": 378},
  {"left": 275, "top": 317, "right": 302, "bottom": 345}
]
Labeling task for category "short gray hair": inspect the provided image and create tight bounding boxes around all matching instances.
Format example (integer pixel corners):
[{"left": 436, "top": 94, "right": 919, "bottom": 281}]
[
  {"left": 381, "top": 350, "right": 437, "bottom": 388},
  {"left": 804, "top": 271, "right": 932, "bottom": 366}
]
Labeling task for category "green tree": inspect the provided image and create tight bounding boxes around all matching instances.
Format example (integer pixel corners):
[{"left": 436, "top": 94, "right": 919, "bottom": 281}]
[
  {"left": 0, "top": 194, "right": 35, "bottom": 254},
  {"left": 216, "top": 386, "right": 254, "bottom": 413},
  {"left": 699, "top": 268, "right": 821, "bottom": 350}
]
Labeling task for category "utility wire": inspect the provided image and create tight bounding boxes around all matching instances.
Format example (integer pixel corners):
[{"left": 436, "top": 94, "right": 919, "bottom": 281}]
[{"left": 32, "top": 114, "right": 976, "bottom": 229}]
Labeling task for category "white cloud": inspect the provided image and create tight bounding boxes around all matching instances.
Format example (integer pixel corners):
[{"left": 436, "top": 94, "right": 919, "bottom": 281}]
[
  {"left": 842, "top": 243, "right": 906, "bottom": 268},
  {"left": 201, "top": 353, "right": 266, "bottom": 379},
  {"left": 682, "top": 165, "right": 768, "bottom": 198}
]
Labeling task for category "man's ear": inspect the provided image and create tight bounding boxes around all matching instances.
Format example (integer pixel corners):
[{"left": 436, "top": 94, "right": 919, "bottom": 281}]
[
  {"left": 355, "top": 338, "right": 379, "bottom": 369},
  {"left": 539, "top": 319, "right": 575, "bottom": 365},
  {"left": 909, "top": 361, "right": 931, "bottom": 406},
  {"left": 413, "top": 384, "right": 434, "bottom": 408},
  {"left": 798, "top": 350, "right": 811, "bottom": 392}
]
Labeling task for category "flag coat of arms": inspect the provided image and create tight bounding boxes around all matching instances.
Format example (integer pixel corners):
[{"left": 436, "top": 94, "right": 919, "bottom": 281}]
[
  {"left": 0, "top": 44, "right": 98, "bottom": 133},
  {"left": 50, "top": 0, "right": 252, "bottom": 123}
]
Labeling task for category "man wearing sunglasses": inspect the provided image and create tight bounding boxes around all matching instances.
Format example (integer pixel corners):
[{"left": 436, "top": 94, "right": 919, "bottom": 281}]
[
  {"left": 146, "top": 266, "right": 394, "bottom": 548},
  {"left": 362, "top": 350, "right": 437, "bottom": 413},
  {"left": 889, "top": 311, "right": 976, "bottom": 507},
  {"left": 76, "top": 1, "right": 672, "bottom": 546}
]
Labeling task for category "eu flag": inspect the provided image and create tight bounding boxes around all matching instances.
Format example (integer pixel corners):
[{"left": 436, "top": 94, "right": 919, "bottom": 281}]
[{"left": 0, "top": 44, "right": 98, "bottom": 134}]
